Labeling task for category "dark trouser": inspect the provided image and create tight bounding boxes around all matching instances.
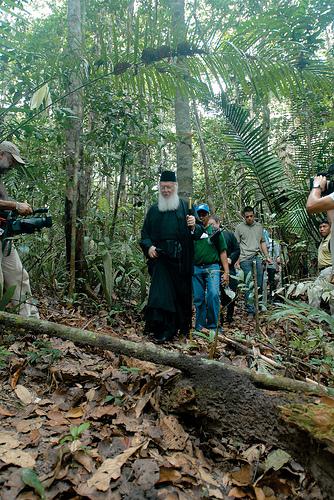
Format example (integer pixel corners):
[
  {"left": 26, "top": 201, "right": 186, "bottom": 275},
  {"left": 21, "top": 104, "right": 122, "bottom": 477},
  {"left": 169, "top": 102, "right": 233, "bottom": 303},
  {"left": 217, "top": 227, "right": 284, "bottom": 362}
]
[
  {"left": 221, "top": 267, "right": 237, "bottom": 322},
  {"left": 240, "top": 257, "right": 264, "bottom": 314},
  {"left": 267, "top": 267, "right": 276, "bottom": 301},
  {"left": 145, "top": 257, "right": 192, "bottom": 340}
]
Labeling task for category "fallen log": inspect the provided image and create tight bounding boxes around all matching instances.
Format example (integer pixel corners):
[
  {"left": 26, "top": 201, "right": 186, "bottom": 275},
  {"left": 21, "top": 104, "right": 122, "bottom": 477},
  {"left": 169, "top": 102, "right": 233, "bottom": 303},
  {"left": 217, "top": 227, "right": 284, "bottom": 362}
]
[{"left": 0, "top": 311, "right": 333, "bottom": 497}]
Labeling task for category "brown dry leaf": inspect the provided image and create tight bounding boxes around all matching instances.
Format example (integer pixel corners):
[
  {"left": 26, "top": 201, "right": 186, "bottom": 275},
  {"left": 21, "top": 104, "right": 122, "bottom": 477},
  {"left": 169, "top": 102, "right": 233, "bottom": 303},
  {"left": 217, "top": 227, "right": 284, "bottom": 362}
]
[
  {"left": 134, "top": 391, "right": 153, "bottom": 419},
  {"left": 87, "top": 442, "right": 145, "bottom": 491},
  {"left": 0, "top": 431, "right": 20, "bottom": 448},
  {"left": 253, "top": 486, "right": 266, "bottom": 500},
  {"left": 88, "top": 406, "right": 118, "bottom": 419},
  {"left": 27, "top": 429, "right": 41, "bottom": 447},
  {"left": 159, "top": 415, "right": 189, "bottom": 451},
  {"left": 46, "top": 410, "right": 70, "bottom": 426},
  {"left": 66, "top": 407, "right": 84, "bottom": 418},
  {"left": 207, "top": 487, "right": 224, "bottom": 499},
  {"left": 242, "top": 444, "right": 265, "bottom": 464},
  {"left": 320, "top": 396, "right": 334, "bottom": 407},
  {"left": 228, "top": 486, "right": 252, "bottom": 498},
  {"left": 198, "top": 466, "right": 221, "bottom": 487},
  {"left": 166, "top": 451, "right": 200, "bottom": 478},
  {"left": 121, "top": 357, "right": 159, "bottom": 376},
  {"left": 133, "top": 458, "right": 159, "bottom": 488},
  {"left": 16, "top": 418, "right": 43, "bottom": 433},
  {"left": 73, "top": 450, "right": 96, "bottom": 473},
  {"left": 85, "top": 388, "right": 96, "bottom": 401},
  {"left": 0, "top": 446, "right": 36, "bottom": 467},
  {"left": 113, "top": 414, "right": 141, "bottom": 432},
  {"left": 0, "top": 405, "right": 15, "bottom": 416},
  {"left": 10, "top": 366, "right": 24, "bottom": 389},
  {"left": 14, "top": 385, "right": 34, "bottom": 405},
  {"left": 157, "top": 466, "right": 182, "bottom": 484},
  {"left": 229, "top": 464, "right": 253, "bottom": 486}
]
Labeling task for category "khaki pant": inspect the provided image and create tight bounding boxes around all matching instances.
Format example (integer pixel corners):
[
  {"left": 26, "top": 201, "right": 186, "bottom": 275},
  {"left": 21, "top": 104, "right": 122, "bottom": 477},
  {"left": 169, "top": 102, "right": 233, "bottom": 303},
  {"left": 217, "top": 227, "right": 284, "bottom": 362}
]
[
  {"left": 0, "top": 243, "right": 39, "bottom": 318},
  {"left": 308, "top": 266, "right": 334, "bottom": 316}
]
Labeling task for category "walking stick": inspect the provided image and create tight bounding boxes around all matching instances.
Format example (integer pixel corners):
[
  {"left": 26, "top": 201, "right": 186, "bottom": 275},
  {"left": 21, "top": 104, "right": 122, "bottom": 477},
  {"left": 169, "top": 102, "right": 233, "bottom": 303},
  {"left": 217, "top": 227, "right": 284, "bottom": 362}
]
[
  {"left": 188, "top": 196, "right": 193, "bottom": 342},
  {"left": 209, "top": 285, "right": 236, "bottom": 359},
  {"left": 252, "top": 259, "right": 260, "bottom": 335}
]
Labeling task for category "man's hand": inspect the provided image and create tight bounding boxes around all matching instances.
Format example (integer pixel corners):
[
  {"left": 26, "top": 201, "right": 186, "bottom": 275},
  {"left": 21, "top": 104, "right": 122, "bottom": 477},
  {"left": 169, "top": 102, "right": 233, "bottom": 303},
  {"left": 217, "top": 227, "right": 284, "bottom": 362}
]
[
  {"left": 16, "top": 202, "right": 33, "bottom": 216},
  {"left": 264, "top": 256, "right": 273, "bottom": 265},
  {"left": 221, "top": 271, "right": 229, "bottom": 286},
  {"left": 313, "top": 175, "right": 328, "bottom": 192},
  {"left": 148, "top": 245, "right": 158, "bottom": 259},
  {"left": 186, "top": 215, "right": 195, "bottom": 230}
]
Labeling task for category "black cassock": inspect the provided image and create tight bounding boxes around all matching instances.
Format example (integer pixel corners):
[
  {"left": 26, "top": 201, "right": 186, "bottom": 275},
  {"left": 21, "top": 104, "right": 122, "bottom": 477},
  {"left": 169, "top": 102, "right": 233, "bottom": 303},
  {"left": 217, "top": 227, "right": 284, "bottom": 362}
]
[{"left": 140, "top": 199, "right": 203, "bottom": 340}]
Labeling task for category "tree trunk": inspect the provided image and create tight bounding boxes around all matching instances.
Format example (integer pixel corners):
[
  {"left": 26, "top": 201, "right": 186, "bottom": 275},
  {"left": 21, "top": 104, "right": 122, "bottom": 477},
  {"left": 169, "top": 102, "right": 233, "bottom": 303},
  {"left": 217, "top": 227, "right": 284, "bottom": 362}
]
[
  {"left": 0, "top": 311, "right": 333, "bottom": 497},
  {"left": 169, "top": 0, "right": 193, "bottom": 198},
  {"left": 65, "top": 0, "right": 84, "bottom": 294}
]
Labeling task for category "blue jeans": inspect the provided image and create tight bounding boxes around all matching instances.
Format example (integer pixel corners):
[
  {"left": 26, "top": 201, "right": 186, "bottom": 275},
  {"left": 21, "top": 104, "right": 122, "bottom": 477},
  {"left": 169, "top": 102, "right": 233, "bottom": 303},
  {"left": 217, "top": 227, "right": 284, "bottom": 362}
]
[
  {"left": 240, "top": 257, "right": 264, "bottom": 314},
  {"left": 193, "top": 263, "right": 220, "bottom": 330}
]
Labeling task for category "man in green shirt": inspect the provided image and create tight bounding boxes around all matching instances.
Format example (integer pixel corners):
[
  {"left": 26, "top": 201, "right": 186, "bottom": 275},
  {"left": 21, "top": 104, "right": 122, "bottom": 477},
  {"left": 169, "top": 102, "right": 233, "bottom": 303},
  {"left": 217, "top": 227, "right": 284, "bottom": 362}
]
[{"left": 193, "top": 204, "right": 229, "bottom": 332}]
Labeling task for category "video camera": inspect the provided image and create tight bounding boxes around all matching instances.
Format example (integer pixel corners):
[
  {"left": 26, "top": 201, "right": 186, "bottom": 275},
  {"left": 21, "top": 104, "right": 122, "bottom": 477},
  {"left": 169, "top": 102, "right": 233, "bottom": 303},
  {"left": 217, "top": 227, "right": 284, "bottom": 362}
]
[
  {"left": 0, "top": 208, "right": 52, "bottom": 239},
  {"left": 309, "top": 163, "right": 334, "bottom": 196}
]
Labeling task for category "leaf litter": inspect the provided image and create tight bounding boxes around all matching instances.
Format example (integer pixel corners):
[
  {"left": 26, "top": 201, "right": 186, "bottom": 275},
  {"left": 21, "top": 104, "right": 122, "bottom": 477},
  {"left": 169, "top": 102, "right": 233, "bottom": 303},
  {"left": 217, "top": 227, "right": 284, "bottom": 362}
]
[{"left": 0, "top": 300, "right": 331, "bottom": 499}]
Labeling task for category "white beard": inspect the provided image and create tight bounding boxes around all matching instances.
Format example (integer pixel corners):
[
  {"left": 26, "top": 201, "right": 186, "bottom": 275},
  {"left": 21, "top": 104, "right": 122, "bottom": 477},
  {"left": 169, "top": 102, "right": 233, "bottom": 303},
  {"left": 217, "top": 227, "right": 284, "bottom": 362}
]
[{"left": 158, "top": 192, "right": 180, "bottom": 212}]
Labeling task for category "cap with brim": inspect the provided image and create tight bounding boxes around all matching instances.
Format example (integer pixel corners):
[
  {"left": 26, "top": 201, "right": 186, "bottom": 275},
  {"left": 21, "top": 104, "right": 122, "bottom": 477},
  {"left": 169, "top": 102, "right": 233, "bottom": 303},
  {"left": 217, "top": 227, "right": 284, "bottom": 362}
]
[
  {"left": 160, "top": 170, "right": 176, "bottom": 182},
  {"left": 0, "top": 141, "right": 25, "bottom": 165},
  {"left": 196, "top": 203, "right": 210, "bottom": 213}
]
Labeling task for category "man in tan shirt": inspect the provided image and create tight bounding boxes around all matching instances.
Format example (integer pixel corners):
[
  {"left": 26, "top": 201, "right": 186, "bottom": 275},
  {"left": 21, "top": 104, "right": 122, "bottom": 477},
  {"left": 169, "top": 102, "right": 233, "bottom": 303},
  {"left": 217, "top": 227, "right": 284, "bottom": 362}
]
[
  {"left": 318, "top": 219, "right": 331, "bottom": 270},
  {"left": 235, "top": 206, "right": 271, "bottom": 318}
]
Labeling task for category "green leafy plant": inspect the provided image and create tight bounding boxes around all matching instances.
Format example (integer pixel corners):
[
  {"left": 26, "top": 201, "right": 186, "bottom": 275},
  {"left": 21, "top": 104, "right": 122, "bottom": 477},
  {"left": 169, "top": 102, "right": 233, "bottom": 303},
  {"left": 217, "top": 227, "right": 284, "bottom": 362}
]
[
  {"left": 269, "top": 298, "right": 334, "bottom": 328},
  {"left": 290, "top": 327, "right": 325, "bottom": 355},
  {"left": 104, "top": 394, "right": 124, "bottom": 405},
  {"left": 193, "top": 330, "right": 216, "bottom": 344},
  {"left": 0, "top": 346, "right": 11, "bottom": 368},
  {"left": 120, "top": 365, "right": 141, "bottom": 374},
  {"left": 0, "top": 285, "right": 16, "bottom": 312},
  {"left": 21, "top": 468, "right": 46, "bottom": 500},
  {"left": 59, "top": 422, "right": 91, "bottom": 445},
  {"left": 26, "top": 339, "right": 62, "bottom": 365}
]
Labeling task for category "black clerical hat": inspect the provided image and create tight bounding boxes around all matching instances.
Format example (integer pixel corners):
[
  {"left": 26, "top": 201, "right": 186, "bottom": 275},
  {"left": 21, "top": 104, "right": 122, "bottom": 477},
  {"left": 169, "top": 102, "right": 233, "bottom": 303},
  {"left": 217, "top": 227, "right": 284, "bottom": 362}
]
[{"left": 160, "top": 170, "right": 176, "bottom": 182}]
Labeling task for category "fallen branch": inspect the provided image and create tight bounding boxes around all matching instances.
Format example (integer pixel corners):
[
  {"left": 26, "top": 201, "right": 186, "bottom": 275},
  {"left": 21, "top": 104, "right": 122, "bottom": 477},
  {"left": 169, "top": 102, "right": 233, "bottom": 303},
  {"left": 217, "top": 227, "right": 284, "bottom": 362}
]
[{"left": 0, "top": 311, "right": 331, "bottom": 396}]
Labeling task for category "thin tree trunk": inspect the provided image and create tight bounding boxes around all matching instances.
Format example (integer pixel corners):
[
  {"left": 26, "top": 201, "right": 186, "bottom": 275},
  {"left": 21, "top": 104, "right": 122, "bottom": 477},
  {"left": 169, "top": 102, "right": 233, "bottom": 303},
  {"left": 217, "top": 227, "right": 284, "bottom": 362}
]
[
  {"left": 110, "top": 146, "right": 127, "bottom": 241},
  {"left": 192, "top": 101, "right": 228, "bottom": 213},
  {"left": 169, "top": 0, "right": 193, "bottom": 198},
  {"left": 65, "top": 0, "right": 84, "bottom": 294}
]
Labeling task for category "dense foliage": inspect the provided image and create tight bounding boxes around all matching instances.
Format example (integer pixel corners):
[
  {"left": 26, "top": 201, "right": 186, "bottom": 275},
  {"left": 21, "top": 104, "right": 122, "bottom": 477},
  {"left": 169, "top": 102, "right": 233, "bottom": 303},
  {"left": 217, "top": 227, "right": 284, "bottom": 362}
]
[{"left": 0, "top": 0, "right": 333, "bottom": 308}]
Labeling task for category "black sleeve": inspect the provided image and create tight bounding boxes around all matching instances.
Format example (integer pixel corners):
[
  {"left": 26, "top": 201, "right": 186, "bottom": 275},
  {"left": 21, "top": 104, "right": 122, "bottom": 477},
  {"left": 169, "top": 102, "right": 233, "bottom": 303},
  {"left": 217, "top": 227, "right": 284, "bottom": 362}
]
[
  {"left": 140, "top": 208, "right": 153, "bottom": 257},
  {"left": 228, "top": 233, "right": 240, "bottom": 266},
  {"left": 192, "top": 223, "right": 204, "bottom": 240}
]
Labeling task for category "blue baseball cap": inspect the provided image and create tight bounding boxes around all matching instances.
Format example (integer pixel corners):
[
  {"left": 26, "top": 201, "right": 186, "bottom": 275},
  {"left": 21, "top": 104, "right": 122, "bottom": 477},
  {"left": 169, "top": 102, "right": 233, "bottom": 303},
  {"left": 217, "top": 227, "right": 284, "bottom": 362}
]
[{"left": 196, "top": 203, "right": 210, "bottom": 213}]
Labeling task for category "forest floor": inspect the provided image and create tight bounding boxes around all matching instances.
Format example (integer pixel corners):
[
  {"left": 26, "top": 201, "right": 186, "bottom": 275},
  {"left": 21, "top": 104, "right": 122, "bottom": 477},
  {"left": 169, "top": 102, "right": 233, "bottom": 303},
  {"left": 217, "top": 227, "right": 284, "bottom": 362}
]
[{"left": 0, "top": 297, "right": 333, "bottom": 500}]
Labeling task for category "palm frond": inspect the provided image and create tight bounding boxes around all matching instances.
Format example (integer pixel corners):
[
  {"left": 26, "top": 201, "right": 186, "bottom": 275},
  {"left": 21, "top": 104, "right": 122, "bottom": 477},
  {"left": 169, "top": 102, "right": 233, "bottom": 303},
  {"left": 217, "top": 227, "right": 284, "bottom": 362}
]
[{"left": 220, "top": 98, "right": 288, "bottom": 210}]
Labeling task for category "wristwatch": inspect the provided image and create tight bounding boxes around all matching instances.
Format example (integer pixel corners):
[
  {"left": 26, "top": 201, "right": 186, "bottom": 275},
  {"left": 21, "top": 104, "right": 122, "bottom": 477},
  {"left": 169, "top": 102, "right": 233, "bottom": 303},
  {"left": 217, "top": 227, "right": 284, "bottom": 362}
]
[{"left": 312, "top": 186, "right": 321, "bottom": 189}]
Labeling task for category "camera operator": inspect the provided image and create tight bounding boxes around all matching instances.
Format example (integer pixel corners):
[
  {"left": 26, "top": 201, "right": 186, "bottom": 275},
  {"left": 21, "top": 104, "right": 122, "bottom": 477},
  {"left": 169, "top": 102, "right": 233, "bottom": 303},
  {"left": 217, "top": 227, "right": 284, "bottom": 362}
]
[
  {"left": 0, "top": 141, "right": 39, "bottom": 318},
  {"left": 306, "top": 174, "right": 334, "bottom": 217}
]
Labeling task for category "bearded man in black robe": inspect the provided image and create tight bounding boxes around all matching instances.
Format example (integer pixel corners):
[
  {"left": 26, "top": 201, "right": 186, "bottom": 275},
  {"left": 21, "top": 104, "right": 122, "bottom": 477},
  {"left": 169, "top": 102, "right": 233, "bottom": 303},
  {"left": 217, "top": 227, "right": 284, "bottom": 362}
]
[{"left": 140, "top": 171, "right": 203, "bottom": 342}]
